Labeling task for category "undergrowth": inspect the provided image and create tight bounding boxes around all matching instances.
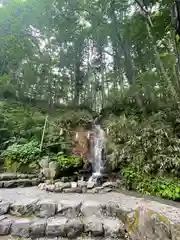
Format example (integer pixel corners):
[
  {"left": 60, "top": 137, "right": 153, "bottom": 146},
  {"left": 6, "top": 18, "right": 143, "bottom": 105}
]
[{"left": 122, "top": 165, "right": 180, "bottom": 200}]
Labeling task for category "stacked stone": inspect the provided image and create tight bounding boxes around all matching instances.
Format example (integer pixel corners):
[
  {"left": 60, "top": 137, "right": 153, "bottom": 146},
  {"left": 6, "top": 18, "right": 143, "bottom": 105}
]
[
  {"left": 0, "top": 198, "right": 126, "bottom": 239},
  {"left": 0, "top": 173, "right": 44, "bottom": 188},
  {"left": 38, "top": 180, "right": 119, "bottom": 194},
  {"left": 0, "top": 194, "right": 179, "bottom": 240}
]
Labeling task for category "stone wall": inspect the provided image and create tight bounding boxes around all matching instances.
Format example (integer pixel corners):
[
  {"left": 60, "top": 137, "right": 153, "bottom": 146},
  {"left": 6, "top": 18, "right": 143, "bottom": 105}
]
[{"left": 0, "top": 189, "right": 180, "bottom": 239}]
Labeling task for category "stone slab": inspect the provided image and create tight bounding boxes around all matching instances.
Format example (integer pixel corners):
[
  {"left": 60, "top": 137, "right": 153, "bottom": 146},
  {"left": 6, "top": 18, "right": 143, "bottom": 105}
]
[
  {"left": 35, "top": 199, "right": 57, "bottom": 218},
  {"left": 10, "top": 198, "right": 39, "bottom": 216},
  {"left": 11, "top": 218, "right": 32, "bottom": 238},
  {"left": 46, "top": 217, "right": 68, "bottom": 237}
]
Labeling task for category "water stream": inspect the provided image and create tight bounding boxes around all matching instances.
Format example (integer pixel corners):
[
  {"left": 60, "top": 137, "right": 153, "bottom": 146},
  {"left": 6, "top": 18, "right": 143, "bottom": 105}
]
[{"left": 88, "top": 124, "right": 106, "bottom": 183}]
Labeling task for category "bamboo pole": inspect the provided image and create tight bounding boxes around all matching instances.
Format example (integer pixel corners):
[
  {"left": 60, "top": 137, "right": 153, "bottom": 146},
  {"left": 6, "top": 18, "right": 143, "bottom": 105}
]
[{"left": 40, "top": 115, "right": 48, "bottom": 152}]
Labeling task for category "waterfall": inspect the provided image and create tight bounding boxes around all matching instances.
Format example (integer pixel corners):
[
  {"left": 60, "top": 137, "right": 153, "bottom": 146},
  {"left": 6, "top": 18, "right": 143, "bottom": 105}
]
[{"left": 88, "top": 124, "right": 106, "bottom": 182}]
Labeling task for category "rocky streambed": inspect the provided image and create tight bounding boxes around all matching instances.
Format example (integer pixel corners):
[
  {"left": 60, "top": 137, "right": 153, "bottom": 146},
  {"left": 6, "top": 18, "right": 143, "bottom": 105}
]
[{"left": 0, "top": 187, "right": 180, "bottom": 239}]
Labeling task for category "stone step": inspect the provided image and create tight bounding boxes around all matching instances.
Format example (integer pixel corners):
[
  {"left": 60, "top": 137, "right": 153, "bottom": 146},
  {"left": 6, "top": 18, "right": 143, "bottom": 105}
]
[
  {"left": 0, "top": 173, "right": 38, "bottom": 181},
  {"left": 1, "top": 197, "right": 130, "bottom": 220},
  {"left": 1, "top": 237, "right": 125, "bottom": 240},
  {"left": 0, "top": 214, "right": 126, "bottom": 239},
  {"left": 0, "top": 189, "right": 180, "bottom": 240},
  {"left": 0, "top": 178, "right": 43, "bottom": 188}
]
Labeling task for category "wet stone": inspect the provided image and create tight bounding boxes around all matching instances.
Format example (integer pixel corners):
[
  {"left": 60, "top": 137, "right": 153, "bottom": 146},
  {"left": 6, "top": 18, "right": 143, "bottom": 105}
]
[
  {"left": 11, "top": 218, "right": 32, "bottom": 238},
  {"left": 46, "top": 217, "right": 68, "bottom": 237},
  {"left": 66, "top": 219, "right": 84, "bottom": 238},
  {"left": 35, "top": 199, "right": 57, "bottom": 218}
]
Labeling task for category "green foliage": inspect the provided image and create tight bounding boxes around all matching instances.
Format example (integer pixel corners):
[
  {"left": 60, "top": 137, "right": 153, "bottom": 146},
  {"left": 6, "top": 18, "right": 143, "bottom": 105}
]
[
  {"left": 55, "top": 109, "right": 93, "bottom": 128},
  {"left": 122, "top": 166, "right": 180, "bottom": 200},
  {"left": 105, "top": 110, "right": 180, "bottom": 176},
  {"left": 1, "top": 140, "right": 41, "bottom": 173},
  {"left": 0, "top": 101, "right": 45, "bottom": 141},
  {"left": 54, "top": 154, "right": 83, "bottom": 175},
  {"left": 44, "top": 128, "right": 72, "bottom": 155}
]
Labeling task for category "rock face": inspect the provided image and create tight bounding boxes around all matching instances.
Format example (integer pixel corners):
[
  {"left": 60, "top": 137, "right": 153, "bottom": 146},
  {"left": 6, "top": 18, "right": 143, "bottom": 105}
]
[{"left": 72, "top": 127, "right": 91, "bottom": 161}]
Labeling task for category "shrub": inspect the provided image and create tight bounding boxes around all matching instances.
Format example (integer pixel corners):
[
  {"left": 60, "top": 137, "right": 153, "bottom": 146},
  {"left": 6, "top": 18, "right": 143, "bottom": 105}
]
[
  {"left": 104, "top": 112, "right": 180, "bottom": 176},
  {"left": 55, "top": 109, "right": 93, "bottom": 128},
  {"left": 54, "top": 154, "right": 83, "bottom": 176},
  {"left": 1, "top": 140, "right": 41, "bottom": 173},
  {"left": 122, "top": 165, "right": 180, "bottom": 200}
]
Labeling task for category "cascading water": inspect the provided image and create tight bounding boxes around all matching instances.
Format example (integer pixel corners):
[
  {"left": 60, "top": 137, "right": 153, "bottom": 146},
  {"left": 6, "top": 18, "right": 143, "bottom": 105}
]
[{"left": 88, "top": 123, "right": 106, "bottom": 183}]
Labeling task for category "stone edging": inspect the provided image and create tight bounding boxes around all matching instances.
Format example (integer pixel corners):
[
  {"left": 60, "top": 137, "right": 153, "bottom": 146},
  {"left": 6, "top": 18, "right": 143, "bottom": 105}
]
[
  {"left": 0, "top": 195, "right": 180, "bottom": 239},
  {"left": 38, "top": 180, "right": 119, "bottom": 194}
]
